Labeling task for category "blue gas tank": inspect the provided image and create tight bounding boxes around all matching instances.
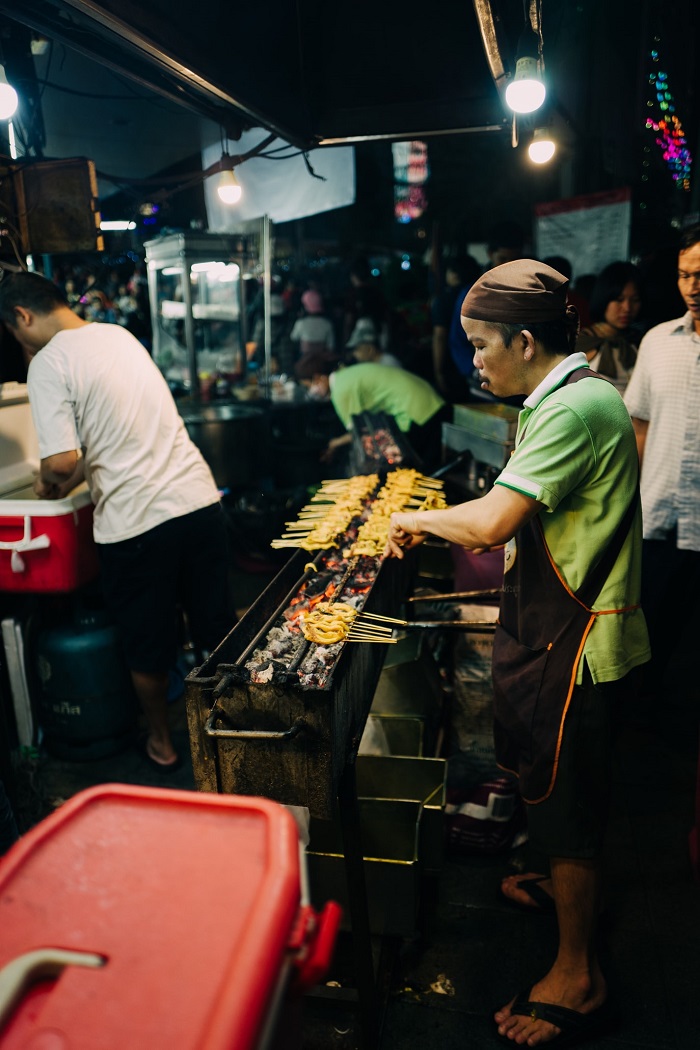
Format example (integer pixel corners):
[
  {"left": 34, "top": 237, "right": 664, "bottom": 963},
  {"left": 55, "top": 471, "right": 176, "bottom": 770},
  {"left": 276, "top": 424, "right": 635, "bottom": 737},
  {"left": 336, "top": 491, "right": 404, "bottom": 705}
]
[{"left": 33, "top": 598, "right": 139, "bottom": 761}]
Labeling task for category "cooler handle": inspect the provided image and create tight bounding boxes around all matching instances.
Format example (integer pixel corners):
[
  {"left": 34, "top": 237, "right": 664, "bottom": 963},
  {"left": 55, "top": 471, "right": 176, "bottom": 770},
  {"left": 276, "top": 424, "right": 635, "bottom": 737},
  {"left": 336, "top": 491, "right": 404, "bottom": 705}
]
[
  {"left": 0, "top": 515, "right": 51, "bottom": 573},
  {"left": 0, "top": 947, "right": 105, "bottom": 1029},
  {"left": 290, "top": 901, "right": 343, "bottom": 993}
]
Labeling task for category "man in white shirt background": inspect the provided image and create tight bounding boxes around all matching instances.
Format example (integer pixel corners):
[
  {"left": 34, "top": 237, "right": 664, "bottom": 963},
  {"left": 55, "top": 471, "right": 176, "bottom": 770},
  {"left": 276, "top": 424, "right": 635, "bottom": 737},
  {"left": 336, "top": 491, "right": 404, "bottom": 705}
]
[
  {"left": 0, "top": 271, "right": 234, "bottom": 772},
  {"left": 624, "top": 224, "right": 700, "bottom": 712}
]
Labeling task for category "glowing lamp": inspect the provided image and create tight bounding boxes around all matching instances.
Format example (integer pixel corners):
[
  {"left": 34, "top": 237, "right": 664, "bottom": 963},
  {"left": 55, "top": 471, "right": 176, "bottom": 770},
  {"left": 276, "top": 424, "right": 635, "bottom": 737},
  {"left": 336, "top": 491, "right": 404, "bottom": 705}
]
[
  {"left": 528, "top": 128, "right": 556, "bottom": 165},
  {"left": 217, "top": 169, "right": 242, "bottom": 205},
  {"left": 0, "top": 67, "right": 18, "bottom": 121},
  {"left": 505, "top": 27, "right": 546, "bottom": 115}
]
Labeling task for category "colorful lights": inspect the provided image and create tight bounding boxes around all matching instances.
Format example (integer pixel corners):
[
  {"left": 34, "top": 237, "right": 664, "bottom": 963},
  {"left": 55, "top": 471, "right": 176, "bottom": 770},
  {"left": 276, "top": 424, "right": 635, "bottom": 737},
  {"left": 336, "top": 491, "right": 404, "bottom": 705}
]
[
  {"left": 392, "top": 141, "right": 429, "bottom": 223},
  {"left": 645, "top": 50, "right": 692, "bottom": 191}
]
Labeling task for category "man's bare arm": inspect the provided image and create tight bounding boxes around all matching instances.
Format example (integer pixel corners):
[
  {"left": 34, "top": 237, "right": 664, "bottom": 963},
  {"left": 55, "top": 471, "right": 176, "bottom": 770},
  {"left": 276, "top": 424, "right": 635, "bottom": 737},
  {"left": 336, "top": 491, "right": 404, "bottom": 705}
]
[
  {"left": 385, "top": 484, "right": 543, "bottom": 558},
  {"left": 35, "top": 451, "right": 84, "bottom": 499}
]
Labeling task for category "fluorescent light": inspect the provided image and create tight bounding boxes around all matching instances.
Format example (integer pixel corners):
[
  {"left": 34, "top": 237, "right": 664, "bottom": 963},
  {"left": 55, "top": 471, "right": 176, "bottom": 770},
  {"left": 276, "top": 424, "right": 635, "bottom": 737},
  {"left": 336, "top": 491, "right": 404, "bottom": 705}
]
[
  {"left": 100, "top": 220, "right": 137, "bottom": 231},
  {"left": 216, "top": 263, "right": 241, "bottom": 282},
  {"left": 191, "top": 262, "right": 227, "bottom": 273}
]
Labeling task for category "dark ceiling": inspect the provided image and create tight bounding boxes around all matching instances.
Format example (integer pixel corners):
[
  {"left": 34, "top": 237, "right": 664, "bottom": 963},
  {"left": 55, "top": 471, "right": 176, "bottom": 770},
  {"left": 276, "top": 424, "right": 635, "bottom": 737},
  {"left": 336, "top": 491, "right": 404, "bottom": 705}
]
[
  {"left": 0, "top": 0, "right": 698, "bottom": 251},
  {"left": 0, "top": 0, "right": 521, "bottom": 147}
]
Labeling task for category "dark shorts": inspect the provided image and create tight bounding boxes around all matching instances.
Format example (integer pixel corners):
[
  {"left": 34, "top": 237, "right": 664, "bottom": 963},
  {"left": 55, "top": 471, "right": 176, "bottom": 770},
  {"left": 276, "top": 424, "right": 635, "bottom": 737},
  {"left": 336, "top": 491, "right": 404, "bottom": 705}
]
[
  {"left": 525, "top": 664, "right": 626, "bottom": 860},
  {"left": 97, "top": 503, "right": 234, "bottom": 674}
]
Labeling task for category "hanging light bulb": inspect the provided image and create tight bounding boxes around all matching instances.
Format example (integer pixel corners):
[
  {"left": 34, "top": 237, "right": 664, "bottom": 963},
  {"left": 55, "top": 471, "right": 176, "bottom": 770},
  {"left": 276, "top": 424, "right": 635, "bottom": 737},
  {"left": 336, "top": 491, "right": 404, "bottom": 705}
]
[
  {"left": 505, "top": 27, "right": 546, "bottom": 115},
  {"left": 0, "top": 66, "right": 18, "bottom": 121},
  {"left": 217, "top": 167, "right": 242, "bottom": 205},
  {"left": 528, "top": 127, "right": 556, "bottom": 164}
]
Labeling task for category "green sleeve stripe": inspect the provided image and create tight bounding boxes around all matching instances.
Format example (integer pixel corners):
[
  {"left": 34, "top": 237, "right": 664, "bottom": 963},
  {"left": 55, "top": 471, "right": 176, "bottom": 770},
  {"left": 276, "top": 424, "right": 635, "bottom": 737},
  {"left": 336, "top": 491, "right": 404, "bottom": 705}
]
[{"left": 495, "top": 473, "right": 540, "bottom": 499}]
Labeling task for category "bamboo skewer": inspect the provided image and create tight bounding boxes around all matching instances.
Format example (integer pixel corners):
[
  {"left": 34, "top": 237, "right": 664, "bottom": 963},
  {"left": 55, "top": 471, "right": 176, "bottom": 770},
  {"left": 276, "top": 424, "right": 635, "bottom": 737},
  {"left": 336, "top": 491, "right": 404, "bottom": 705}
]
[
  {"left": 271, "top": 468, "right": 447, "bottom": 553},
  {"left": 346, "top": 635, "right": 398, "bottom": 644},
  {"left": 347, "top": 622, "right": 392, "bottom": 634},
  {"left": 357, "top": 611, "right": 408, "bottom": 625}
]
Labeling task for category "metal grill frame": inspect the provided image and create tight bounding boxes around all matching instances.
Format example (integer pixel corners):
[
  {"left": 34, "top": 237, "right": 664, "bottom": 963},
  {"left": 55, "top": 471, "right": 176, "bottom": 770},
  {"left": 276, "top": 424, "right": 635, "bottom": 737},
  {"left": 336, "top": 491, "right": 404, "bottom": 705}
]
[{"left": 185, "top": 547, "right": 415, "bottom": 818}]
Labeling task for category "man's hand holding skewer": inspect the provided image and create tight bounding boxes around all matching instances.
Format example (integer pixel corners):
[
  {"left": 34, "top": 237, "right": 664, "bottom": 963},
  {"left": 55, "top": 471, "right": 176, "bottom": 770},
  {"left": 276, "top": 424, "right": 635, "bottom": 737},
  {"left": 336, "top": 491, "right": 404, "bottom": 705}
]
[{"left": 385, "top": 512, "right": 428, "bottom": 559}]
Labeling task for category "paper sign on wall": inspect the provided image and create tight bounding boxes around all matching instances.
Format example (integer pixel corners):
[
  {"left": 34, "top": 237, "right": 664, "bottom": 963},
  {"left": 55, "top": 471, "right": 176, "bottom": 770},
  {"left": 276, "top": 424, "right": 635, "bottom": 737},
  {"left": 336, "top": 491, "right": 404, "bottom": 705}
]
[{"left": 534, "top": 188, "right": 632, "bottom": 281}]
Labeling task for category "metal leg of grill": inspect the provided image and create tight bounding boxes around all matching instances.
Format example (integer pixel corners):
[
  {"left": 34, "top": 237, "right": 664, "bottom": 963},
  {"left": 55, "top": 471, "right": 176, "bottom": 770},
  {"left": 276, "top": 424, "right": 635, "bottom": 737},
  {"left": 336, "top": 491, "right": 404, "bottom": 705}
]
[{"left": 337, "top": 754, "right": 381, "bottom": 1049}]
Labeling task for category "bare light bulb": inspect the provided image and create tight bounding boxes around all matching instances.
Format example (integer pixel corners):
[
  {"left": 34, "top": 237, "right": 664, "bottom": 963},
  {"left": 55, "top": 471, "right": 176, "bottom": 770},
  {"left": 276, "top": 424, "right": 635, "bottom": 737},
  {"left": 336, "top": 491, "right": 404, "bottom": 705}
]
[
  {"left": 505, "top": 57, "right": 546, "bottom": 115},
  {"left": 217, "top": 169, "right": 242, "bottom": 205},
  {"left": 0, "top": 67, "right": 18, "bottom": 121},
  {"left": 528, "top": 128, "right": 556, "bottom": 164}
]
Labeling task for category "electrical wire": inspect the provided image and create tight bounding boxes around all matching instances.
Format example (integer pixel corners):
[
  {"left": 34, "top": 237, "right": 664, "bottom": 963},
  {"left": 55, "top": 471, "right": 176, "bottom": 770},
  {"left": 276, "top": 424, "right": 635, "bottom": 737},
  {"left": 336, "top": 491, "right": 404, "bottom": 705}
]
[
  {"left": 303, "top": 153, "right": 326, "bottom": 181},
  {"left": 0, "top": 227, "right": 29, "bottom": 270},
  {"left": 256, "top": 148, "right": 327, "bottom": 182},
  {"left": 94, "top": 131, "right": 279, "bottom": 202}
]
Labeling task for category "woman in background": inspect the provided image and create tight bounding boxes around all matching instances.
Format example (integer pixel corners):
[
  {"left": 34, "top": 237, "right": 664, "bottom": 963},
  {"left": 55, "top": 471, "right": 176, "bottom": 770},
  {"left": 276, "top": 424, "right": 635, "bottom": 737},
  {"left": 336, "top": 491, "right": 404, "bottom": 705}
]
[
  {"left": 289, "top": 289, "right": 335, "bottom": 359},
  {"left": 575, "top": 261, "right": 644, "bottom": 394}
]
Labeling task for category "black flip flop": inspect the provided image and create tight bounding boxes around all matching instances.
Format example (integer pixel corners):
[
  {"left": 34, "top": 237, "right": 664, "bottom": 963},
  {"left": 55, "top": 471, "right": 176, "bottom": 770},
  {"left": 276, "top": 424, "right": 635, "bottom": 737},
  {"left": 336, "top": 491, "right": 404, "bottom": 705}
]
[
  {"left": 495, "top": 989, "right": 618, "bottom": 1048},
  {"left": 499, "top": 874, "right": 555, "bottom": 914}
]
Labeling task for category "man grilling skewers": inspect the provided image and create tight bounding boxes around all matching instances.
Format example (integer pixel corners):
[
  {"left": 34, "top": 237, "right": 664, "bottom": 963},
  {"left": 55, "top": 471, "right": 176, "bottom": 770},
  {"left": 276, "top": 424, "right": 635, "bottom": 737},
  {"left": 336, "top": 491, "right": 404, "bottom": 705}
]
[
  {"left": 386, "top": 259, "right": 650, "bottom": 1049},
  {"left": 294, "top": 351, "right": 448, "bottom": 473}
]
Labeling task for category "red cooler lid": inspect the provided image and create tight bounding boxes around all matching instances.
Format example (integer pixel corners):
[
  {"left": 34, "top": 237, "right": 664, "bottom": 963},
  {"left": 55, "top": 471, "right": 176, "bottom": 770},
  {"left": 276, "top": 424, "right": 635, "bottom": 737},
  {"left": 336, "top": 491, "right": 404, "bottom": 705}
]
[{"left": 0, "top": 784, "right": 302, "bottom": 1049}]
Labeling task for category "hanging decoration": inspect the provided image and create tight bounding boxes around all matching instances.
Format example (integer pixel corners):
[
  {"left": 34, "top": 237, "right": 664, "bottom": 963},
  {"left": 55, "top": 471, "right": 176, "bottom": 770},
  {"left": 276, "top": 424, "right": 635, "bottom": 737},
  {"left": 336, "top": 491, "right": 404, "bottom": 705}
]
[{"left": 645, "top": 47, "right": 692, "bottom": 191}]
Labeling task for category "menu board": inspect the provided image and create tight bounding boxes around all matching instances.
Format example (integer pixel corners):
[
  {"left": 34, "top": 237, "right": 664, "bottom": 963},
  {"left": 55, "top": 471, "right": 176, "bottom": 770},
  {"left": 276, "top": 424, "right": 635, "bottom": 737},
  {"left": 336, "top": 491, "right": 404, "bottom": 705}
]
[{"left": 534, "top": 188, "right": 632, "bottom": 280}]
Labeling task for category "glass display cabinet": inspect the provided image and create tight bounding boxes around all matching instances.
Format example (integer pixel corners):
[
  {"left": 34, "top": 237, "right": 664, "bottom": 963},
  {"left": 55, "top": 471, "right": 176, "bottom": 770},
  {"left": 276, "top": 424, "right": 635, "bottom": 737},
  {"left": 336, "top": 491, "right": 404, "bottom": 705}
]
[{"left": 144, "top": 232, "right": 256, "bottom": 399}]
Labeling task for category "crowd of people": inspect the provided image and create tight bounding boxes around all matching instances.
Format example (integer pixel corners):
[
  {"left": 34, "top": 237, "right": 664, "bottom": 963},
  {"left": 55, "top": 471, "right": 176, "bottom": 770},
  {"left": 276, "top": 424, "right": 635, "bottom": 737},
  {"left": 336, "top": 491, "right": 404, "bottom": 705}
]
[
  {"left": 16, "top": 232, "right": 680, "bottom": 417},
  {"left": 51, "top": 263, "right": 151, "bottom": 347}
]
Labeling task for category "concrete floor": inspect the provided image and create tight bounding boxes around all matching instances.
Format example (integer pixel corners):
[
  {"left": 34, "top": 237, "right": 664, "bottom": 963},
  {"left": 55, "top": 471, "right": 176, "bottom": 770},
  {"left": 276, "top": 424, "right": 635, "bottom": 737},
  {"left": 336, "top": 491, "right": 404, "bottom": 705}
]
[{"left": 9, "top": 562, "right": 700, "bottom": 1050}]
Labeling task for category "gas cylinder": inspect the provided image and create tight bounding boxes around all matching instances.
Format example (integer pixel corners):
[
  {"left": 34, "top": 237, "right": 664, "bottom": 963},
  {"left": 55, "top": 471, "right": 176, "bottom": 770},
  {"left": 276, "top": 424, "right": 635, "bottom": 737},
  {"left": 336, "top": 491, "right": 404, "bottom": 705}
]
[{"left": 32, "top": 597, "right": 139, "bottom": 761}]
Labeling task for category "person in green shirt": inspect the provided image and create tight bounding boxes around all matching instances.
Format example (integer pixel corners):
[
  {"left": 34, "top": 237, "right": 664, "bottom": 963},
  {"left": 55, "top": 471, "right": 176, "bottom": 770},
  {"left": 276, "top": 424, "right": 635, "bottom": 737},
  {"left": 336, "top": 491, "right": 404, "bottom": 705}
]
[
  {"left": 385, "top": 259, "right": 650, "bottom": 1048},
  {"left": 294, "top": 352, "right": 447, "bottom": 472}
]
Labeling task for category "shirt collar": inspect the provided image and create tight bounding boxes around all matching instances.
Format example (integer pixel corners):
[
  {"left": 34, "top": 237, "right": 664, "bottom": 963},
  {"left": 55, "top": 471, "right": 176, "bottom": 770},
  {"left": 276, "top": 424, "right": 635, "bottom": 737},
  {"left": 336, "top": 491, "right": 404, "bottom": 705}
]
[
  {"left": 523, "top": 352, "right": 589, "bottom": 410},
  {"left": 675, "top": 312, "right": 697, "bottom": 335}
]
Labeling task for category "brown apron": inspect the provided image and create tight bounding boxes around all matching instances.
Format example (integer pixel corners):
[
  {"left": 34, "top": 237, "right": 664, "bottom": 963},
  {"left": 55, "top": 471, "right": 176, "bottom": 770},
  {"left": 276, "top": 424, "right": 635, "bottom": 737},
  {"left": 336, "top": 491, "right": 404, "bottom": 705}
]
[{"left": 492, "top": 367, "right": 639, "bottom": 803}]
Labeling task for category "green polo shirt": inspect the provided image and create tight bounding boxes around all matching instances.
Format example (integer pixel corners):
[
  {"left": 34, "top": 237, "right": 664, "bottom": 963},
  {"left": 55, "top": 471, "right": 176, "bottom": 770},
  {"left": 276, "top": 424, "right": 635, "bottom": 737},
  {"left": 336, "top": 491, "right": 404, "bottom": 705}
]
[
  {"left": 330, "top": 363, "right": 444, "bottom": 432},
  {"left": 495, "top": 355, "right": 650, "bottom": 684}
]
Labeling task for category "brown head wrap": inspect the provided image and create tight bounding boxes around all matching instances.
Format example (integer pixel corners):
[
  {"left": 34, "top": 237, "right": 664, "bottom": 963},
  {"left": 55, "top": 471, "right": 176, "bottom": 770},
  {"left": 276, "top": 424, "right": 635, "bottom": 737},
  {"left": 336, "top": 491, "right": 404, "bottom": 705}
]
[{"left": 461, "top": 259, "right": 570, "bottom": 324}]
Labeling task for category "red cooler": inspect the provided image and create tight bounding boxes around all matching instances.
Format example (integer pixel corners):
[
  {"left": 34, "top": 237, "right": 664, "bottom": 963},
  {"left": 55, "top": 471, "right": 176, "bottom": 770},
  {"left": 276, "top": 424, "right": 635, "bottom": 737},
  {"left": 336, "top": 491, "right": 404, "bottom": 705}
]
[
  {"left": 0, "top": 481, "right": 98, "bottom": 593},
  {"left": 0, "top": 784, "right": 340, "bottom": 1049},
  {"left": 0, "top": 393, "right": 98, "bottom": 593}
]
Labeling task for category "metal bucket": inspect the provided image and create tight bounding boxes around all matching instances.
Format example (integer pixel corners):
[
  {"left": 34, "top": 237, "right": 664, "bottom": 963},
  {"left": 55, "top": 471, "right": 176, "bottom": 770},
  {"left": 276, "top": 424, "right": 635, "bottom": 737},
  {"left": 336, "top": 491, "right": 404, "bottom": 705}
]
[
  {"left": 179, "top": 402, "right": 267, "bottom": 490},
  {"left": 306, "top": 799, "right": 421, "bottom": 937},
  {"left": 356, "top": 755, "right": 447, "bottom": 875}
]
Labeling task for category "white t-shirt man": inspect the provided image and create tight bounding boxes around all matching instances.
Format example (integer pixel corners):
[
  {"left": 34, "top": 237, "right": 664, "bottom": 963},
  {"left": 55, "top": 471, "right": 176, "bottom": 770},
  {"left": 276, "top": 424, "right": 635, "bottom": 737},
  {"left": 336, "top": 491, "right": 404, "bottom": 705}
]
[{"left": 28, "top": 323, "right": 220, "bottom": 543}]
